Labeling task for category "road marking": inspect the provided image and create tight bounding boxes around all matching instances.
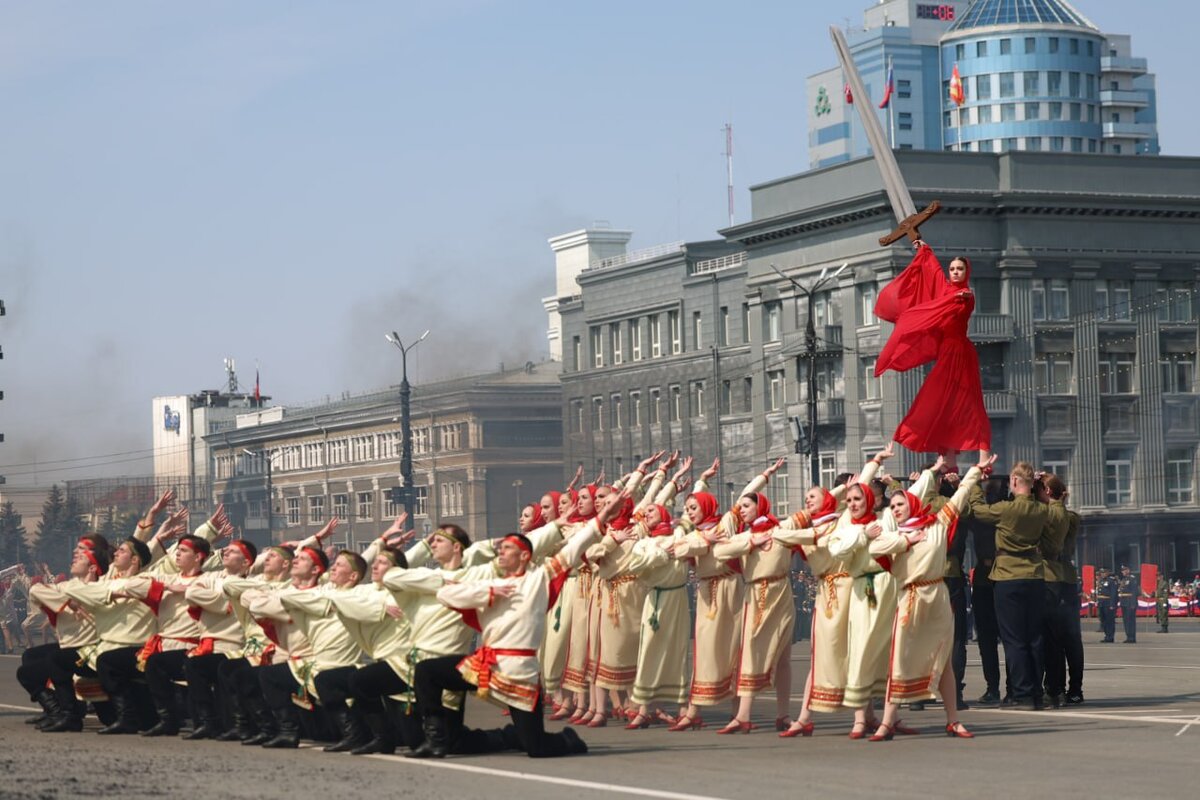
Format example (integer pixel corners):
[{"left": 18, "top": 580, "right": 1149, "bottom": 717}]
[
  {"left": 1083, "top": 662, "right": 1200, "bottom": 670},
  {"left": 1175, "top": 715, "right": 1200, "bottom": 736},
  {"left": 972, "top": 708, "right": 1197, "bottom": 726},
  {"left": 361, "top": 752, "right": 730, "bottom": 800},
  {"left": 0, "top": 703, "right": 37, "bottom": 712}
]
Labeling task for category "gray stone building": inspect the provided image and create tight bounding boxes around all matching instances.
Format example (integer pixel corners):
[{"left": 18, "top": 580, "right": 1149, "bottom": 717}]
[
  {"left": 206, "top": 363, "right": 562, "bottom": 549},
  {"left": 551, "top": 150, "right": 1200, "bottom": 576}
]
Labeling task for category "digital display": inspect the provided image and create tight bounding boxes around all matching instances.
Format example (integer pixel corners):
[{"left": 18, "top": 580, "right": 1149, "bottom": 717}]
[{"left": 916, "top": 4, "right": 956, "bottom": 21}]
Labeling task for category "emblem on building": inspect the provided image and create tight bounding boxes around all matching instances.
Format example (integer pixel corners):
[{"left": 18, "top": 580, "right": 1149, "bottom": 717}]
[{"left": 815, "top": 86, "right": 832, "bottom": 117}]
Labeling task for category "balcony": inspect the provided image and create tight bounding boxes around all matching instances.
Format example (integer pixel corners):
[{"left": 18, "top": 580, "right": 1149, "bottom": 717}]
[
  {"left": 817, "top": 325, "right": 843, "bottom": 352},
  {"left": 817, "top": 398, "right": 846, "bottom": 425},
  {"left": 1101, "top": 56, "right": 1147, "bottom": 75},
  {"left": 1099, "top": 90, "right": 1149, "bottom": 108},
  {"left": 1103, "top": 122, "right": 1154, "bottom": 139},
  {"left": 968, "top": 313, "right": 1014, "bottom": 343},
  {"left": 983, "top": 390, "right": 1016, "bottom": 417},
  {"left": 1038, "top": 398, "right": 1077, "bottom": 441}
]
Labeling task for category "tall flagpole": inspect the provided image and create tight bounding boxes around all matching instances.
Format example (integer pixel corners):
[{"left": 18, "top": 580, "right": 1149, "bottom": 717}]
[{"left": 887, "top": 55, "right": 895, "bottom": 148}]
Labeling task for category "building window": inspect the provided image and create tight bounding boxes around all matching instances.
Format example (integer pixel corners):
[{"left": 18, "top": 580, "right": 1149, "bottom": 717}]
[
  {"left": 1042, "top": 449, "right": 1071, "bottom": 495},
  {"left": 820, "top": 454, "right": 837, "bottom": 490},
  {"left": 649, "top": 315, "right": 662, "bottom": 357},
  {"left": 630, "top": 390, "right": 642, "bottom": 426},
  {"left": 956, "top": 43, "right": 965, "bottom": 61},
  {"left": 611, "top": 323, "right": 623, "bottom": 365},
  {"left": 1001, "top": 103, "right": 1016, "bottom": 122},
  {"left": 898, "top": 112, "right": 912, "bottom": 131},
  {"left": 861, "top": 358, "right": 880, "bottom": 400},
  {"left": 286, "top": 497, "right": 301, "bottom": 526},
  {"left": 1111, "top": 144, "right": 1122, "bottom": 155},
  {"left": 571, "top": 336, "right": 581, "bottom": 371},
  {"left": 773, "top": 460, "right": 790, "bottom": 516},
  {"left": 692, "top": 311, "right": 703, "bottom": 351},
  {"left": 976, "top": 41, "right": 988, "bottom": 58},
  {"left": 332, "top": 493, "right": 348, "bottom": 518},
  {"left": 976, "top": 74, "right": 991, "bottom": 100},
  {"left": 1032, "top": 279, "right": 1068, "bottom": 321},
  {"left": 690, "top": 381, "right": 705, "bottom": 418},
  {"left": 897, "top": 79, "right": 911, "bottom": 98},
  {"left": 1069, "top": 38, "right": 1079, "bottom": 55},
  {"left": 767, "top": 370, "right": 785, "bottom": 411},
  {"left": 591, "top": 397, "right": 604, "bottom": 431},
  {"left": 999, "top": 72, "right": 1015, "bottom": 97},
  {"left": 1047, "top": 71, "right": 1061, "bottom": 96},
  {"left": 765, "top": 302, "right": 782, "bottom": 342},
  {"left": 669, "top": 385, "right": 682, "bottom": 422},
  {"left": 720, "top": 380, "right": 733, "bottom": 415},
  {"left": 1027, "top": 136, "right": 1042, "bottom": 151},
  {"left": 1167, "top": 449, "right": 1194, "bottom": 506},
  {"left": 860, "top": 282, "right": 877, "bottom": 326},
  {"left": 1048, "top": 102, "right": 1062, "bottom": 120},
  {"left": 999, "top": 38, "right": 1011, "bottom": 55},
  {"left": 590, "top": 326, "right": 603, "bottom": 368},
  {"left": 354, "top": 491, "right": 372, "bottom": 521},
  {"left": 1069, "top": 72, "right": 1081, "bottom": 98},
  {"left": 668, "top": 310, "right": 682, "bottom": 354},
  {"left": 741, "top": 303, "right": 751, "bottom": 343},
  {"left": 1070, "top": 104, "right": 1081, "bottom": 122},
  {"left": 719, "top": 306, "right": 730, "bottom": 346},
  {"left": 1070, "top": 136, "right": 1082, "bottom": 153},
  {"left": 1160, "top": 355, "right": 1195, "bottom": 394},
  {"left": 610, "top": 393, "right": 622, "bottom": 429},
  {"left": 1098, "top": 354, "right": 1136, "bottom": 394},
  {"left": 1036, "top": 354, "right": 1074, "bottom": 394},
  {"left": 1024, "top": 36, "right": 1036, "bottom": 54},
  {"left": 1023, "top": 71, "right": 1039, "bottom": 96},
  {"left": 629, "top": 319, "right": 642, "bottom": 361},
  {"left": 1104, "top": 448, "right": 1133, "bottom": 506},
  {"left": 1087, "top": 40, "right": 1094, "bottom": 56},
  {"left": 308, "top": 495, "right": 325, "bottom": 525},
  {"left": 1049, "top": 37, "right": 1059, "bottom": 54},
  {"left": 1096, "top": 280, "right": 1131, "bottom": 321},
  {"left": 569, "top": 399, "right": 583, "bottom": 434},
  {"left": 742, "top": 377, "right": 754, "bottom": 413}
]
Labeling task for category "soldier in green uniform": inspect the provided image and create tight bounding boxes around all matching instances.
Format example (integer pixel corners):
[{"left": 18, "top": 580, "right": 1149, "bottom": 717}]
[
  {"left": 1116, "top": 566, "right": 1140, "bottom": 643},
  {"left": 1096, "top": 568, "right": 1117, "bottom": 642},
  {"left": 1155, "top": 574, "right": 1170, "bottom": 633}
]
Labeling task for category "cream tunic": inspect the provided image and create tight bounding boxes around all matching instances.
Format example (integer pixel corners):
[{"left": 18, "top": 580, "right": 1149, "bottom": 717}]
[
  {"left": 223, "top": 575, "right": 290, "bottom": 664},
  {"left": 184, "top": 571, "right": 247, "bottom": 656},
  {"left": 29, "top": 578, "right": 99, "bottom": 650},
  {"left": 626, "top": 525, "right": 691, "bottom": 706}
]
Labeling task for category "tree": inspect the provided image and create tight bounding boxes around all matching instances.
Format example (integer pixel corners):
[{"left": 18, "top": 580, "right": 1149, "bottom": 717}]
[
  {"left": 33, "top": 485, "right": 86, "bottom": 573},
  {"left": 0, "top": 501, "right": 25, "bottom": 567}
]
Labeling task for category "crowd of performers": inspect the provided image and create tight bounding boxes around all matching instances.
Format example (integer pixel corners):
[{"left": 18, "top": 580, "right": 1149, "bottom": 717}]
[
  {"left": 14, "top": 443, "right": 1080, "bottom": 756},
  {"left": 14, "top": 243, "right": 1081, "bottom": 754}
]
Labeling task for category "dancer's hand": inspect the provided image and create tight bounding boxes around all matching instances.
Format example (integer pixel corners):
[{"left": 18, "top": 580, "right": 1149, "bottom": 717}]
[{"left": 701, "top": 458, "right": 720, "bottom": 481}]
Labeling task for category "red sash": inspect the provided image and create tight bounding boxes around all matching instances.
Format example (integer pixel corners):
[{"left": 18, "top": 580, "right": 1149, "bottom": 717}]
[{"left": 463, "top": 646, "right": 536, "bottom": 695}]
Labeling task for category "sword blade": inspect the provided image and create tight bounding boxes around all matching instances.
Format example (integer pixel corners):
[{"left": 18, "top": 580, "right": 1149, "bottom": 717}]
[{"left": 830, "top": 26, "right": 917, "bottom": 223}]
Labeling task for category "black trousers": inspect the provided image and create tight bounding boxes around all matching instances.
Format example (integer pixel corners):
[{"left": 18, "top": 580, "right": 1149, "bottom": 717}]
[
  {"left": 994, "top": 579, "right": 1045, "bottom": 704},
  {"left": 1042, "top": 583, "right": 1067, "bottom": 697},
  {"left": 313, "top": 666, "right": 356, "bottom": 712},
  {"left": 349, "top": 660, "right": 422, "bottom": 749},
  {"left": 1060, "top": 585, "right": 1084, "bottom": 695},
  {"left": 96, "top": 646, "right": 155, "bottom": 726},
  {"left": 183, "top": 653, "right": 227, "bottom": 720},
  {"left": 1120, "top": 603, "right": 1137, "bottom": 642},
  {"left": 946, "top": 577, "right": 968, "bottom": 699},
  {"left": 144, "top": 650, "right": 189, "bottom": 716},
  {"left": 258, "top": 663, "right": 301, "bottom": 710},
  {"left": 16, "top": 643, "right": 60, "bottom": 699},
  {"left": 1099, "top": 604, "right": 1116, "bottom": 640},
  {"left": 971, "top": 572, "right": 1003, "bottom": 695},
  {"left": 415, "top": 655, "right": 575, "bottom": 758}
]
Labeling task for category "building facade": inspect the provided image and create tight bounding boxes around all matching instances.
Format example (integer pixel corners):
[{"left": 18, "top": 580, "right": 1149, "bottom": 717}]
[
  {"left": 550, "top": 150, "right": 1200, "bottom": 576},
  {"left": 205, "top": 364, "right": 562, "bottom": 549},
  {"left": 807, "top": 0, "right": 1159, "bottom": 168}
]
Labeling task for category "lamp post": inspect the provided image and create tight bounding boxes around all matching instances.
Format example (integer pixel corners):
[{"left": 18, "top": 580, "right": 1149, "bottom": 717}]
[
  {"left": 770, "top": 262, "right": 847, "bottom": 486},
  {"left": 512, "top": 479, "right": 523, "bottom": 514},
  {"left": 242, "top": 447, "right": 278, "bottom": 543},
  {"left": 385, "top": 330, "right": 430, "bottom": 514}
]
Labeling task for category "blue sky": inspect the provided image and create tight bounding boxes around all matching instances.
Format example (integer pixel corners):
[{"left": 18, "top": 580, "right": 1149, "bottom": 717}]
[{"left": 0, "top": 0, "right": 1192, "bottom": 486}]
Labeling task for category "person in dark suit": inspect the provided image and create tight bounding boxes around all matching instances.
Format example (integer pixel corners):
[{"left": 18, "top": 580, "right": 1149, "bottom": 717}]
[
  {"left": 1096, "top": 569, "right": 1118, "bottom": 642},
  {"left": 1117, "top": 566, "right": 1141, "bottom": 643},
  {"left": 968, "top": 475, "right": 1007, "bottom": 705}
]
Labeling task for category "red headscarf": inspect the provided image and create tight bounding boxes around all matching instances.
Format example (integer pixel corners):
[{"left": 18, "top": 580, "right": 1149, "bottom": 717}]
[
  {"left": 740, "top": 492, "right": 780, "bottom": 533},
  {"left": 851, "top": 483, "right": 877, "bottom": 525},
  {"left": 898, "top": 491, "right": 937, "bottom": 530},
  {"left": 605, "top": 494, "right": 635, "bottom": 532},
  {"left": 687, "top": 492, "right": 722, "bottom": 529},
  {"left": 565, "top": 488, "right": 591, "bottom": 523},
  {"left": 812, "top": 487, "right": 839, "bottom": 519},
  {"left": 543, "top": 491, "right": 563, "bottom": 517},
  {"left": 522, "top": 503, "right": 546, "bottom": 532},
  {"left": 645, "top": 503, "right": 674, "bottom": 537}
]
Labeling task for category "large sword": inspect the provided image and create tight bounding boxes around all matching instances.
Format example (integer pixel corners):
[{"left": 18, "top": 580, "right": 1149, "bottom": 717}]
[{"left": 830, "top": 26, "right": 940, "bottom": 247}]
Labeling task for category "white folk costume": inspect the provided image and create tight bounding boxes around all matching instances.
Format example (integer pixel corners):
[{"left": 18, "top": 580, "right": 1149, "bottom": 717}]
[
  {"left": 560, "top": 509, "right": 601, "bottom": 696},
  {"left": 869, "top": 466, "right": 981, "bottom": 703},
  {"left": 30, "top": 578, "right": 100, "bottom": 658},
  {"left": 585, "top": 499, "right": 649, "bottom": 692}
]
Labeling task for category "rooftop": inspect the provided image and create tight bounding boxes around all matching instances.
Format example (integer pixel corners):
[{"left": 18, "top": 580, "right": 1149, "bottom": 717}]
[{"left": 948, "top": 0, "right": 1096, "bottom": 33}]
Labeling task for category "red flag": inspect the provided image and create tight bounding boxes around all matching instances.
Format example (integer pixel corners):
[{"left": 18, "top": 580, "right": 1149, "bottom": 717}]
[
  {"left": 878, "top": 64, "right": 894, "bottom": 109},
  {"left": 843, "top": 83, "right": 853, "bottom": 104},
  {"left": 254, "top": 369, "right": 261, "bottom": 405},
  {"left": 949, "top": 63, "right": 964, "bottom": 107}
]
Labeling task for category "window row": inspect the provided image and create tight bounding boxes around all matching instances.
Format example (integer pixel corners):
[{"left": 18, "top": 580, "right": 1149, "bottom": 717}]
[
  {"left": 1032, "top": 280, "right": 1193, "bottom": 323},
  {"left": 945, "top": 70, "right": 1097, "bottom": 104},
  {"left": 1033, "top": 353, "right": 1195, "bottom": 395},
  {"left": 946, "top": 101, "right": 1099, "bottom": 127},
  {"left": 219, "top": 427, "right": 466, "bottom": 480},
  {"left": 1041, "top": 446, "right": 1195, "bottom": 508},
  {"left": 283, "top": 486, "right": 427, "bottom": 526},
  {"left": 954, "top": 35, "right": 1096, "bottom": 61},
  {"left": 569, "top": 378, "right": 771, "bottom": 432},
  {"left": 577, "top": 305, "right": 752, "bottom": 371}
]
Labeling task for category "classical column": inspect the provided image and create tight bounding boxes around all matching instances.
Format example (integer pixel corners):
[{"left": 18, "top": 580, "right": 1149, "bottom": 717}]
[
  {"left": 998, "top": 256, "right": 1038, "bottom": 465},
  {"left": 1133, "top": 263, "right": 1166, "bottom": 508},
  {"left": 1070, "top": 262, "right": 1105, "bottom": 510}
]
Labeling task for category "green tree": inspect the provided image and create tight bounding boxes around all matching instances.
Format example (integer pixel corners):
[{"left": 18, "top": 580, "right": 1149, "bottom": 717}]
[
  {"left": 97, "top": 506, "right": 120, "bottom": 540},
  {"left": 0, "top": 501, "right": 26, "bottom": 566},
  {"left": 33, "top": 485, "right": 86, "bottom": 573}
]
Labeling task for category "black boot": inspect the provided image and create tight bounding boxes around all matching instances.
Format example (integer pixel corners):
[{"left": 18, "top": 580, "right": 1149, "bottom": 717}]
[
  {"left": 215, "top": 708, "right": 254, "bottom": 742},
  {"left": 142, "top": 706, "right": 180, "bottom": 737},
  {"left": 41, "top": 700, "right": 85, "bottom": 733},
  {"left": 407, "top": 715, "right": 449, "bottom": 759},
  {"left": 560, "top": 726, "right": 588, "bottom": 755},
  {"left": 32, "top": 689, "right": 64, "bottom": 731},
  {"left": 350, "top": 711, "right": 396, "bottom": 755},
  {"left": 97, "top": 694, "right": 140, "bottom": 735},
  {"left": 183, "top": 705, "right": 219, "bottom": 740},
  {"left": 261, "top": 706, "right": 300, "bottom": 749},
  {"left": 324, "top": 706, "right": 370, "bottom": 753},
  {"left": 242, "top": 696, "right": 276, "bottom": 746}
]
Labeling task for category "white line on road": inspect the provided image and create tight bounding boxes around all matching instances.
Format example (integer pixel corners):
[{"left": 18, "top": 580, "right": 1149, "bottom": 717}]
[
  {"left": 972, "top": 708, "right": 1197, "bottom": 726},
  {"left": 361, "top": 751, "right": 731, "bottom": 800},
  {"left": 1175, "top": 715, "right": 1200, "bottom": 736},
  {"left": 1083, "top": 662, "right": 1200, "bottom": 670},
  {"left": 0, "top": 703, "right": 37, "bottom": 712}
]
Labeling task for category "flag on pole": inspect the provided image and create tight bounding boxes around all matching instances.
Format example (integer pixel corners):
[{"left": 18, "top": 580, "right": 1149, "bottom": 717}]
[
  {"left": 254, "top": 368, "right": 261, "bottom": 405},
  {"left": 878, "top": 64, "right": 895, "bottom": 108},
  {"left": 843, "top": 83, "right": 853, "bottom": 104},
  {"left": 949, "top": 63, "right": 965, "bottom": 107}
]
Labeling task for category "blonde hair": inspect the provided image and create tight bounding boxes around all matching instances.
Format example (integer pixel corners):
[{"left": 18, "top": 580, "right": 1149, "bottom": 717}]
[{"left": 1011, "top": 461, "right": 1035, "bottom": 487}]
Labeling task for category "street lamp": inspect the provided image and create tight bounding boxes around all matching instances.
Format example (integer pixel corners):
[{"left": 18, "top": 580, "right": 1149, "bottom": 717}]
[
  {"left": 512, "top": 479, "right": 523, "bottom": 514},
  {"left": 385, "top": 330, "right": 430, "bottom": 513},
  {"left": 770, "top": 262, "right": 847, "bottom": 487},
  {"left": 243, "top": 448, "right": 278, "bottom": 543}
]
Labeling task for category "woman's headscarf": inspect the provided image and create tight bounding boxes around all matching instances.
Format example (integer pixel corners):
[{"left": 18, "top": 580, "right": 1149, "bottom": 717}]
[
  {"left": 687, "top": 492, "right": 722, "bottom": 529},
  {"left": 851, "top": 483, "right": 877, "bottom": 526},
  {"left": 523, "top": 503, "right": 546, "bottom": 532},
  {"left": 604, "top": 494, "right": 636, "bottom": 532},
  {"left": 740, "top": 492, "right": 780, "bottom": 533},
  {"left": 645, "top": 503, "right": 674, "bottom": 537}
]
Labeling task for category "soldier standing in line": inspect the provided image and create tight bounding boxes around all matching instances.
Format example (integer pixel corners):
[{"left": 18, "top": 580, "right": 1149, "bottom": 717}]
[
  {"left": 1096, "top": 568, "right": 1117, "bottom": 643},
  {"left": 1154, "top": 574, "right": 1170, "bottom": 634},
  {"left": 1116, "top": 565, "right": 1140, "bottom": 644}
]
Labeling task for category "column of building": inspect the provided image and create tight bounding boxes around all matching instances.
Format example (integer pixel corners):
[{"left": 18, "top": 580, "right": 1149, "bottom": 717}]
[
  {"left": 1070, "top": 263, "right": 1105, "bottom": 509},
  {"left": 1133, "top": 263, "right": 1167, "bottom": 509},
  {"left": 999, "top": 257, "right": 1038, "bottom": 465}
]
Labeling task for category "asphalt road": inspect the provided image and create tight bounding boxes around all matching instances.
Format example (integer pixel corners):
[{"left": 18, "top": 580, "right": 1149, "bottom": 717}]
[{"left": 1, "top": 619, "right": 1197, "bottom": 799}]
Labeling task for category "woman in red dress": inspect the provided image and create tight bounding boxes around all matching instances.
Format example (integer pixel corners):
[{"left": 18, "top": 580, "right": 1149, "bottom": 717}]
[{"left": 874, "top": 244, "right": 990, "bottom": 461}]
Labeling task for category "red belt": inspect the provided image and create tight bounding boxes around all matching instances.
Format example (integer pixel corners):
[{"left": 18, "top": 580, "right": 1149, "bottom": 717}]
[
  {"left": 464, "top": 646, "right": 536, "bottom": 695},
  {"left": 188, "top": 637, "right": 217, "bottom": 657}
]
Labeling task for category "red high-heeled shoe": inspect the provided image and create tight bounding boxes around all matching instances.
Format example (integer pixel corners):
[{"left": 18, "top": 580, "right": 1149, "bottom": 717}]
[
  {"left": 586, "top": 713, "right": 608, "bottom": 728},
  {"left": 868, "top": 722, "right": 895, "bottom": 742},
  {"left": 779, "top": 720, "right": 814, "bottom": 738},
  {"left": 654, "top": 708, "right": 678, "bottom": 727},
  {"left": 716, "top": 719, "right": 754, "bottom": 735},
  {"left": 666, "top": 713, "right": 705, "bottom": 732},
  {"left": 945, "top": 722, "right": 974, "bottom": 739},
  {"left": 624, "top": 713, "right": 651, "bottom": 730},
  {"left": 548, "top": 702, "right": 576, "bottom": 721},
  {"left": 848, "top": 721, "right": 872, "bottom": 740},
  {"left": 567, "top": 709, "right": 593, "bottom": 726},
  {"left": 774, "top": 715, "right": 791, "bottom": 732},
  {"left": 893, "top": 719, "right": 921, "bottom": 736}
]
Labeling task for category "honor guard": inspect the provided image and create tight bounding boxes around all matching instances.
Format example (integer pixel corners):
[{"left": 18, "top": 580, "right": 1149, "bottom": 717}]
[
  {"left": 1116, "top": 566, "right": 1140, "bottom": 643},
  {"left": 1096, "top": 569, "right": 1118, "bottom": 643}
]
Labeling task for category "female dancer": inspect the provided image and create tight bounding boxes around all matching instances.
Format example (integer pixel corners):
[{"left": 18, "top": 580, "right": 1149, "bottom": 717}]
[
  {"left": 667, "top": 458, "right": 784, "bottom": 731},
  {"left": 864, "top": 452, "right": 995, "bottom": 740}
]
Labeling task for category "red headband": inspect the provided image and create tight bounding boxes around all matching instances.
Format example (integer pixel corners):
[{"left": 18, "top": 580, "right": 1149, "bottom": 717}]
[
  {"left": 178, "top": 539, "right": 204, "bottom": 555},
  {"left": 301, "top": 546, "right": 326, "bottom": 575},
  {"left": 502, "top": 535, "right": 532, "bottom": 555},
  {"left": 77, "top": 537, "right": 98, "bottom": 551},
  {"left": 81, "top": 549, "right": 101, "bottom": 573},
  {"left": 229, "top": 540, "right": 254, "bottom": 562}
]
